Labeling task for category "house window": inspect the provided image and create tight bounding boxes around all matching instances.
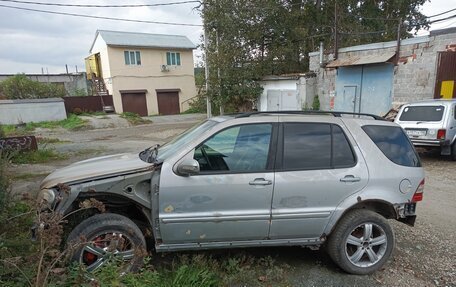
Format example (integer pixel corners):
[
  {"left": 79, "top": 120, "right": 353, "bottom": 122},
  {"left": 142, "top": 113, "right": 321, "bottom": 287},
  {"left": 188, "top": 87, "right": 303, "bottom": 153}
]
[
  {"left": 166, "top": 52, "right": 181, "bottom": 66},
  {"left": 124, "top": 51, "right": 141, "bottom": 65}
]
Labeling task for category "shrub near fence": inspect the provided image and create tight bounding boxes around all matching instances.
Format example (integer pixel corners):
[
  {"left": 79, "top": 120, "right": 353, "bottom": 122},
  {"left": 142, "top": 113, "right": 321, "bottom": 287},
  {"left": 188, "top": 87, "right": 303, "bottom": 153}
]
[{"left": 63, "top": 95, "right": 114, "bottom": 114}]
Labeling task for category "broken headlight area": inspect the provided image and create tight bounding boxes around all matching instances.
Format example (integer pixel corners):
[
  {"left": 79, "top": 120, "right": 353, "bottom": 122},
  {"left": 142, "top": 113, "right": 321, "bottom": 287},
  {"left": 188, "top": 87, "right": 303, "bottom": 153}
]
[{"left": 37, "top": 188, "right": 63, "bottom": 211}]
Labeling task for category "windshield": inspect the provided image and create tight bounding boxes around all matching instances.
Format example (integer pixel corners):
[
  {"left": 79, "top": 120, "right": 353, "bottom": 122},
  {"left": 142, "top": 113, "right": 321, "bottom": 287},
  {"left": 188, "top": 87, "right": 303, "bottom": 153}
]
[
  {"left": 399, "top": 105, "right": 445, "bottom": 122},
  {"left": 151, "top": 120, "right": 219, "bottom": 162}
]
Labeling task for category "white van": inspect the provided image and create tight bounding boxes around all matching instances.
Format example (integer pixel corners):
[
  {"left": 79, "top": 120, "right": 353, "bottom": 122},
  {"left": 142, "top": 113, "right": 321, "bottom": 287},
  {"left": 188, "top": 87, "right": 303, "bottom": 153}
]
[{"left": 395, "top": 99, "right": 456, "bottom": 160}]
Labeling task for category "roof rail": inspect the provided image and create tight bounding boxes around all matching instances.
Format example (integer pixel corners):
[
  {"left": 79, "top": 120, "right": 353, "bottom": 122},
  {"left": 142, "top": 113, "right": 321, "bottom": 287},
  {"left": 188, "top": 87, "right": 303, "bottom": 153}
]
[{"left": 234, "top": 110, "right": 385, "bottom": 120}]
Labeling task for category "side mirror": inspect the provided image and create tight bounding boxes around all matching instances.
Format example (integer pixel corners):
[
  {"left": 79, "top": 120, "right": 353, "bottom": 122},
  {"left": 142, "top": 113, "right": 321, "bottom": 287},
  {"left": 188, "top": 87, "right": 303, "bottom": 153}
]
[{"left": 177, "top": 159, "right": 200, "bottom": 176}]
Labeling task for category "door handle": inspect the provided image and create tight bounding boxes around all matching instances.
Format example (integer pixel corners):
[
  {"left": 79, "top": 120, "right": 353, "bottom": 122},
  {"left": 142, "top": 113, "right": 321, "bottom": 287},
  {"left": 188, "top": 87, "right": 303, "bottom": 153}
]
[
  {"left": 249, "top": 178, "right": 272, "bottom": 186},
  {"left": 340, "top": 175, "right": 361, "bottom": 183}
]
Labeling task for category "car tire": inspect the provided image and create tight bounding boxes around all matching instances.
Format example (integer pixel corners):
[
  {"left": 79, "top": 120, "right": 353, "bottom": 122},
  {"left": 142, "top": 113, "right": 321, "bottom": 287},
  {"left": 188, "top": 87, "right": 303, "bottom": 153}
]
[
  {"left": 451, "top": 142, "right": 456, "bottom": 161},
  {"left": 327, "top": 209, "right": 395, "bottom": 275},
  {"left": 67, "top": 213, "right": 146, "bottom": 272}
]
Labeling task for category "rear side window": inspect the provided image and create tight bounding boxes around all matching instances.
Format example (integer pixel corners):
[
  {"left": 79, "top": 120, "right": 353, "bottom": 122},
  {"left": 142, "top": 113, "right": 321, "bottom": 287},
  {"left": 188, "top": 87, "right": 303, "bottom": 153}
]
[
  {"left": 282, "top": 123, "right": 356, "bottom": 170},
  {"left": 399, "top": 105, "right": 444, "bottom": 122},
  {"left": 333, "top": 125, "right": 356, "bottom": 167},
  {"left": 362, "top": 125, "right": 421, "bottom": 167}
]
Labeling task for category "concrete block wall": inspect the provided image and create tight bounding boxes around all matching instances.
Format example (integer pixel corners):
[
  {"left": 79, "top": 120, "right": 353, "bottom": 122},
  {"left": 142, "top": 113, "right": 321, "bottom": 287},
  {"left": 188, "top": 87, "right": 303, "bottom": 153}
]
[
  {"left": 394, "top": 33, "right": 456, "bottom": 105},
  {"left": 0, "top": 98, "right": 67, "bottom": 125},
  {"left": 308, "top": 29, "right": 456, "bottom": 111}
]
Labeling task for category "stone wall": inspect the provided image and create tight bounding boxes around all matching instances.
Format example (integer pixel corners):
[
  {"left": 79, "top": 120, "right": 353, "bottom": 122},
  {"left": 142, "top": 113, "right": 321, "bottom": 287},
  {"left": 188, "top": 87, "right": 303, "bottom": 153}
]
[{"left": 308, "top": 28, "right": 456, "bottom": 110}]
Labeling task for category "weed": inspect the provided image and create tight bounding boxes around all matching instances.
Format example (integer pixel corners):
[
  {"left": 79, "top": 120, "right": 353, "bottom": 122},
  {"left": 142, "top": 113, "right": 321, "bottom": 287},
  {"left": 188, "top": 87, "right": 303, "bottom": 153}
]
[
  {"left": 120, "top": 112, "right": 152, "bottom": 125},
  {"left": 10, "top": 149, "right": 66, "bottom": 164},
  {"left": 181, "top": 106, "right": 204, "bottom": 114},
  {"left": 1, "top": 124, "right": 29, "bottom": 137},
  {"left": 27, "top": 114, "right": 88, "bottom": 131},
  {"left": 312, "top": 95, "right": 320, "bottom": 111},
  {"left": 2, "top": 115, "right": 88, "bottom": 136}
]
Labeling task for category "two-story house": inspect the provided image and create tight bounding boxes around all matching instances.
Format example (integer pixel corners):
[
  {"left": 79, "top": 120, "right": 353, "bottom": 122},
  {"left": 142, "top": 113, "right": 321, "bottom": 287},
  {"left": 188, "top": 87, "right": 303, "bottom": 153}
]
[{"left": 85, "top": 30, "right": 197, "bottom": 116}]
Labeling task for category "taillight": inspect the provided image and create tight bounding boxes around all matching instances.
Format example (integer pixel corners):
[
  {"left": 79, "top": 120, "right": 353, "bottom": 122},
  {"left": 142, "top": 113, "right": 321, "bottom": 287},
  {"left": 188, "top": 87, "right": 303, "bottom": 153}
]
[
  {"left": 412, "top": 179, "right": 425, "bottom": 202},
  {"left": 437, "top": 129, "right": 446, "bottom": 140}
]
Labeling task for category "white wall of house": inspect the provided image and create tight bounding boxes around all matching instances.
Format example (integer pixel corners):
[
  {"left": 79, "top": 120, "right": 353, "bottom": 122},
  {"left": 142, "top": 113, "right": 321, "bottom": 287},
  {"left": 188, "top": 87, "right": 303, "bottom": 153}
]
[
  {"left": 259, "top": 76, "right": 316, "bottom": 111},
  {"left": 90, "top": 36, "right": 113, "bottom": 93},
  {"left": 0, "top": 98, "right": 66, "bottom": 125}
]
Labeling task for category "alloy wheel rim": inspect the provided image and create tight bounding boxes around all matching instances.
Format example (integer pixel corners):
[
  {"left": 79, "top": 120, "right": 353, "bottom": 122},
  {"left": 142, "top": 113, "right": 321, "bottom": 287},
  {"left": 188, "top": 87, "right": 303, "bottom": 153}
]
[
  {"left": 79, "top": 232, "right": 135, "bottom": 272},
  {"left": 344, "top": 223, "right": 388, "bottom": 268}
]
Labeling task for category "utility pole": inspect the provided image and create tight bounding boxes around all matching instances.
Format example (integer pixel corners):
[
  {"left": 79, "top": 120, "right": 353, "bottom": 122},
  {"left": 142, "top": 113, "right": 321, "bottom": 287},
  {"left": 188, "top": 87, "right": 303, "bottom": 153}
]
[
  {"left": 216, "top": 29, "right": 223, "bottom": 115},
  {"left": 395, "top": 18, "right": 402, "bottom": 65},
  {"left": 334, "top": 0, "right": 338, "bottom": 60},
  {"left": 203, "top": 0, "right": 212, "bottom": 118}
]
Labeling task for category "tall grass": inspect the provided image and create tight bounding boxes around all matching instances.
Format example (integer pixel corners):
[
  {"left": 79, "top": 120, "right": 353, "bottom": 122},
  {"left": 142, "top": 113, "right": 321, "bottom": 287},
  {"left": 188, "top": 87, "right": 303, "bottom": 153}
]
[{"left": 1, "top": 114, "right": 88, "bottom": 137}]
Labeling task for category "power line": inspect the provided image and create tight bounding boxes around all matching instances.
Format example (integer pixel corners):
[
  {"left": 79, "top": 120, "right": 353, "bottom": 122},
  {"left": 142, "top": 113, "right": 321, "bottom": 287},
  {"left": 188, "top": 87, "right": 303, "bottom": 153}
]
[
  {"left": 0, "top": 4, "right": 203, "bottom": 26},
  {"left": 0, "top": 0, "right": 200, "bottom": 8},
  {"left": 427, "top": 7, "right": 456, "bottom": 18},
  {"left": 428, "top": 13, "right": 456, "bottom": 24}
]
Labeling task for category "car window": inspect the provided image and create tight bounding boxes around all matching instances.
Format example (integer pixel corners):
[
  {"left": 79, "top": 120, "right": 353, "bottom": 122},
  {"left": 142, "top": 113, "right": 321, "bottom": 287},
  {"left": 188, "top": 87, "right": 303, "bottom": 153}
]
[
  {"left": 194, "top": 124, "right": 272, "bottom": 172},
  {"left": 362, "top": 125, "right": 421, "bottom": 167},
  {"left": 282, "top": 123, "right": 355, "bottom": 170},
  {"left": 333, "top": 125, "right": 356, "bottom": 167},
  {"left": 399, "top": 105, "right": 445, "bottom": 122},
  {"left": 283, "top": 123, "right": 331, "bottom": 170},
  {"left": 157, "top": 120, "right": 219, "bottom": 161}
]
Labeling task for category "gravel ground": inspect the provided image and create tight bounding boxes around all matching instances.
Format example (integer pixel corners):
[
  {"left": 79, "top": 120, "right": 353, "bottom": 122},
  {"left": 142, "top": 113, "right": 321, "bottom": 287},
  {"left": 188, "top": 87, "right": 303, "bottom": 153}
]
[{"left": 9, "top": 115, "right": 456, "bottom": 286}]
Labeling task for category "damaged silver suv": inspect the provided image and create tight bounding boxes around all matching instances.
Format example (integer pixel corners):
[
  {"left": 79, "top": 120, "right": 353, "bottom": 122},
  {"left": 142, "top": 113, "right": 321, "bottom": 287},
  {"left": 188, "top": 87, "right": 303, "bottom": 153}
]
[{"left": 38, "top": 111, "right": 424, "bottom": 275}]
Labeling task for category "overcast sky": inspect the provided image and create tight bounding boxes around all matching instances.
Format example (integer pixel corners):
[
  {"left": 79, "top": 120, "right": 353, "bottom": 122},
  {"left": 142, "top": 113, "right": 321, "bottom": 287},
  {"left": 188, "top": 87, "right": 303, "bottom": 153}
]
[{"left": 0, "top": 0, "right": 455, "bottom": 74}]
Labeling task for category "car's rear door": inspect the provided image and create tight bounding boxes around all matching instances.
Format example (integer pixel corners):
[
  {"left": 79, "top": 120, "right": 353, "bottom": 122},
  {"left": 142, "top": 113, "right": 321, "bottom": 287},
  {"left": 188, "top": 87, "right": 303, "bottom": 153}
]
[
  {"left": 158, "top": 122, "right": 278, "bottom": 244},
  {"left": 269, "top": 116, "right": 368, "bottom": 239}
]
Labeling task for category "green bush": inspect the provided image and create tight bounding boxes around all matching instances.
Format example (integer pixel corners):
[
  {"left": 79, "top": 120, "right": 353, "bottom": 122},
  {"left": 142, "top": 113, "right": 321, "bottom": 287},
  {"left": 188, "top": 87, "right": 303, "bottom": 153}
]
[
  {"left": 312, "top": 95, "right": 320, "bottom": 111},
  {"left": 183, "top": 95, "right": 207, "bottom": 114},
  {"left": 0, "top": 74, "right": 66, "bottom": 99}
]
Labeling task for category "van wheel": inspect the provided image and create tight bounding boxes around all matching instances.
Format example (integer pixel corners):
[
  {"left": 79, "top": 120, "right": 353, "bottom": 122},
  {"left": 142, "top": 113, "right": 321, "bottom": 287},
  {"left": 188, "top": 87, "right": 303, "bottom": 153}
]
[
  {"left": 67, "top": 213, "right": 146, "bottom": 272},
  {"left": 327, "top": 209, "right": 395, "bottom": 275}
]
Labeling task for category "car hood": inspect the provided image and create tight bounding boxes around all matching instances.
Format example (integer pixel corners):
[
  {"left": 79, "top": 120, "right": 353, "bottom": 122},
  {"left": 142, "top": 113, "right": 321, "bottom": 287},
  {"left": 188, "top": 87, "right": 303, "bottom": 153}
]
[{"left": 40, "top": 153, "right": 153, "bottom": 189}]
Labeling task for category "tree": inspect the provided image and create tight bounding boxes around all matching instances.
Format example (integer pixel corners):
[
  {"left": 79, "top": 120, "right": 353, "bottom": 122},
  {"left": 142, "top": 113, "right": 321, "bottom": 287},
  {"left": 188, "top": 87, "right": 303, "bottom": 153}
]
[
  {"left": 201, "top": 0, "right": 429, "bottom": 111},
  {"left": 0, "top": 74, "right": 66, "bottom": 100}
]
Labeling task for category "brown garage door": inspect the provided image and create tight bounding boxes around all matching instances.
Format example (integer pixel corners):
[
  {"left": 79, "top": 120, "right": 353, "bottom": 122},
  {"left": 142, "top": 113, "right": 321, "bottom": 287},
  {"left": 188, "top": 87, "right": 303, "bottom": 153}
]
[
  {"left": 157, "top": 91, "right": 180, "bottom": 115},
  {"left": 434, "top": 51, "right": 456, "bottom": 99},
  {"left": 121, "top": 92, "right": 148, "bottom": 116}
]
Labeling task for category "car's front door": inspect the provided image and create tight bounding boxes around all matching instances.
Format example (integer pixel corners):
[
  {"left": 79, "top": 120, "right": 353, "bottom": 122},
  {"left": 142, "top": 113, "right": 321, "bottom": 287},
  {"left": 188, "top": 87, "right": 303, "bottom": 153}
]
[
  {"left": 158, "top": 123, "right": 277, "bottom": 244},
  {"left": 269, "top": 120, "right": 368, "bottom": 239}
]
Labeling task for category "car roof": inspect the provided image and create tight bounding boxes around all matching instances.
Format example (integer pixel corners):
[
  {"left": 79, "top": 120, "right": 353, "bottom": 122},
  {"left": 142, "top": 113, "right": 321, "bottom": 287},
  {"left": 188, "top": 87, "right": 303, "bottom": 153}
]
[
  {"left": 210, "top": 111, "right": 388, "bottom": 124},
  {"left": 403, "top": 99, "right": 456, "bottom": 106}
]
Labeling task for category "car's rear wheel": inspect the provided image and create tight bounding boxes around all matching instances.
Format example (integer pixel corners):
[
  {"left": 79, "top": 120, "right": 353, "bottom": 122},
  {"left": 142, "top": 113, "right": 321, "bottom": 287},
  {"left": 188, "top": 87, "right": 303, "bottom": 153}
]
[
  {"left": 327, "top": 209, "right": 394, "bottom": 275},
  {"left": 450, "top": 142, "right": 456, "bottom": 161},
  {"left": 67, "top": 213, "right": 146, "bottom": 272}
]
